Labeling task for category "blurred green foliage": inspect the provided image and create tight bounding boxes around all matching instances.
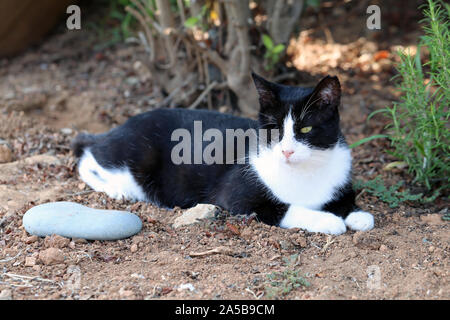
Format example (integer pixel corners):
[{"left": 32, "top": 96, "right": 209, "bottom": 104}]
[
  {"left": 262, "top": 34, "right": 285, "bottom": 70},
  {"left": 85, "top": 0, "right": 137, "bottom": 50}
]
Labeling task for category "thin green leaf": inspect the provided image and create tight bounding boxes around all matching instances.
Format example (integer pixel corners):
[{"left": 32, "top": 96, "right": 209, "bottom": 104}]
[
  {"left": 262, "top": 34, "right": 274, "bottom": 50},
  {"left": 415, "top": 44, "right": 423, "bottom": 74},
  {"left": 349, "top": 134, "right": 389, "bottom": 149},
  {"left": 184, "top": 16, "right": 199, "bottom": 28},
  {"left": 367, "top": 108, "right": 389, "bottom": 122},
  {"left": 273, "top": 44, "right": 285, "bottom": 54}
]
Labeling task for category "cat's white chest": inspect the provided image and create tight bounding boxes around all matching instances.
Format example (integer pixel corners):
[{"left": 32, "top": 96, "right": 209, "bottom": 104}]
[{"left": 250, "top": 145, "right": 351, "bottom": 208}]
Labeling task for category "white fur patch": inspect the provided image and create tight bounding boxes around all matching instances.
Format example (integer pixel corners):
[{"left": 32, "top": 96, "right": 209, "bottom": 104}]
[
  {"left": 78, "top": 149, "right": 147, "bottom": 201},
  {"left": 250, "top": 114, "right": 352, "bottom": 209},
  {"left": 345, "top": 211, "right": 374, "bottom": 231},
  {"left": 280, "top": 206, "right": 347, "bottom": 235}
]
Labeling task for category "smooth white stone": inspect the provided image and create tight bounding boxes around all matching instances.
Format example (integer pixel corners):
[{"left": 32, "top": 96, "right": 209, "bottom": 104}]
[
  {"left": 23, "top": 202, "right": 142, "bottom": 240},
  {"left": 172, "top": 204, "right": 218, "bottom": 228}
]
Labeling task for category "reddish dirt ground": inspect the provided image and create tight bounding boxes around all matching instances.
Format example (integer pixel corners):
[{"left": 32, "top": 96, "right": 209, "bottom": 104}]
[{"left": 0, "top": 1, "right": 448, "bottom": 300}]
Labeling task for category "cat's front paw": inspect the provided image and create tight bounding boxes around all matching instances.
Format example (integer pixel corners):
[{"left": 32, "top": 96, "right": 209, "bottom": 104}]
[
  {"left": 345, "top": 211, "right": 374, "bottom": 231},
  {"left": 280, "top": 208, "right": 347, "bottom": 235},
  {"left": 308, "top": 214, "right": 347, "bottom": 235}
]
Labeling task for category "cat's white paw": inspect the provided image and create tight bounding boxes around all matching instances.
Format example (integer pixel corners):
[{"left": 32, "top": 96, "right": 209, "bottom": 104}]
[
  {"left": 345, "top": 211, "right": 374, "bottom": 231},
  {"left": 280, "top": 207, "right": 347, "bottom": 235},
  {"left": 307, "top": 214, "right": 347, "bottom": 235}
]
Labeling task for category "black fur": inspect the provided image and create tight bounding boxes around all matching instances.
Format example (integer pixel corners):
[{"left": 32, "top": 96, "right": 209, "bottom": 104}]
[{"left": 71, "top": 133, "right": 97, "bottom": 158}]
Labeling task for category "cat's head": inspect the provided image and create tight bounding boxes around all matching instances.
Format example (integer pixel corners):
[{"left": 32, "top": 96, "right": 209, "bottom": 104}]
[{"left": 252, "top": 72, "right": 343, "bottom": 164}]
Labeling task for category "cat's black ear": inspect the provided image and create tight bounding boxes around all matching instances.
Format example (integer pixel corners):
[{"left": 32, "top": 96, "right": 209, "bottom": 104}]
[
  {"left": 252, "top": 72, "right": 278, "bottom": 108},
  {"left": 311, "top": 75, "right": 341, "bottom": 108}
]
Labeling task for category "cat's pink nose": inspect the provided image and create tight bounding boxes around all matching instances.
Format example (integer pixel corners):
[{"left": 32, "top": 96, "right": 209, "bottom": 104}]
[{"left": 282, "top": 150, "right": 294, "bottom": 159}]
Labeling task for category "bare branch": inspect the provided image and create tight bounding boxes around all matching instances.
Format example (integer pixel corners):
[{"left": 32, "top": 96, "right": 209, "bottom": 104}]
[
  {"left": 181, "top": 33, "right": 228, "bottom": 74},
  {"left": 126, "top": 3, "right": 156, "bottom": 62},
  {"left": 188, "top": 81, "right": 219, "bottom": 109},
  {"left": 155, "top": 0, "right": 177, "bottom": 69},
  {"left": 177, "top": 0, "right": 186, "bottom": 26},
  {"left": 226, "top": 0, "right": 251, "bottom": 76},
  {"left": 223, "top": 1, "right": 237, "bottom": 55},
  {"left": 268, "top": 0, "right": 305, "bottom": 45}
]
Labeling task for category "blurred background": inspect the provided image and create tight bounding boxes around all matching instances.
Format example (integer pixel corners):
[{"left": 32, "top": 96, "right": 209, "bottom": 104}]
[{"left": 0, "top": 0, "right": 426, "bottom": 121}]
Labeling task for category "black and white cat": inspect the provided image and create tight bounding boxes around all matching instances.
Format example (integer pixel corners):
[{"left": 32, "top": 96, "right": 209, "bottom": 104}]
[{"left": 72, "top": 73, "right": 374, "bottom": 235}]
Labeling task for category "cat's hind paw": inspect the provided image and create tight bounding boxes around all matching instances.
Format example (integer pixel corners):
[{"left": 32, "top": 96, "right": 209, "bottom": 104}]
[{"left": 345, "top": 211, "right": 374, "bottom": 231}]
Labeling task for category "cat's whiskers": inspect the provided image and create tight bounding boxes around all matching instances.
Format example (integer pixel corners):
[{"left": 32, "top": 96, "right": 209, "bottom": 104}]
[
  {"left": 300, "top": 96, "right": 321, "bottom": 120},
  {"left": 301, "top": 90, "right": 318, "bottom": 116},
  {"left": 259, "top": 112, "right": 276, "bottom": 121}
]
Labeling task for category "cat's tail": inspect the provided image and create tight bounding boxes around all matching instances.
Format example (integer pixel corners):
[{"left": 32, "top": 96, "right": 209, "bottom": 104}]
[{"left": 71, "top": 133, "right": 96, "bottom": 158}]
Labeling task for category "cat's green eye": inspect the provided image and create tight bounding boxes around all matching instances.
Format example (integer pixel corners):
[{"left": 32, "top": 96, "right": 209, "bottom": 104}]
[{"left": 300, "top": 126, "right": 312, "bottom": 133}]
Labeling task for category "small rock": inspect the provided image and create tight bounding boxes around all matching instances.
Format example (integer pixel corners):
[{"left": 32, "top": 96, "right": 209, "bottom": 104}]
[
  {"left": 0, "top": 289, "right": 12, "bottom": 300},
  {"left": 44, "top": 234, "right": 70, "bottom": 248},
  {"left": 25, "top": 256, "right": 37, "bottom": 267},
  {"left": 173, "top": 204, "right": 218, "bottom": 228},
  {"left": 130, "top": 244, "right": 138, "bottom": 253},
  {"left": 72, "top": 238, "right": 88, "bottom": 244},
  {"left": 293, "top": 235, "right": 307, "bottom": 248},
  {"left": 60, "top": 128, "right": 73, "bottom": 135},
  {"left": 24, "top": 235, "right": 39, "bottom": 244},
  {"left": 133, "top": 60, "right": 143, "bottom": 70},
  {"left": 126, "top": 76, "right": 140, "bottom": 86},
  {"left": 23, "top": 202, "right": 142, "bottom": 240},
  {"left": 177, "top": 283, "right": 196, "bottom": 292},
  {"left": 379, "top": 244, "right": 388, "bottom": 252},
  {"left": 39, "top": 248, "right": 65, "bottom": 265},
  {"left": 0, "top": 144, "right": 13, "bottom": 163}
]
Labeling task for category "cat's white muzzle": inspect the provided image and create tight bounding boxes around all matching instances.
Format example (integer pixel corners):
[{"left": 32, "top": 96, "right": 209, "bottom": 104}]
[{"left": 274, "top": 141, "right": 312, "bottom": 164}]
